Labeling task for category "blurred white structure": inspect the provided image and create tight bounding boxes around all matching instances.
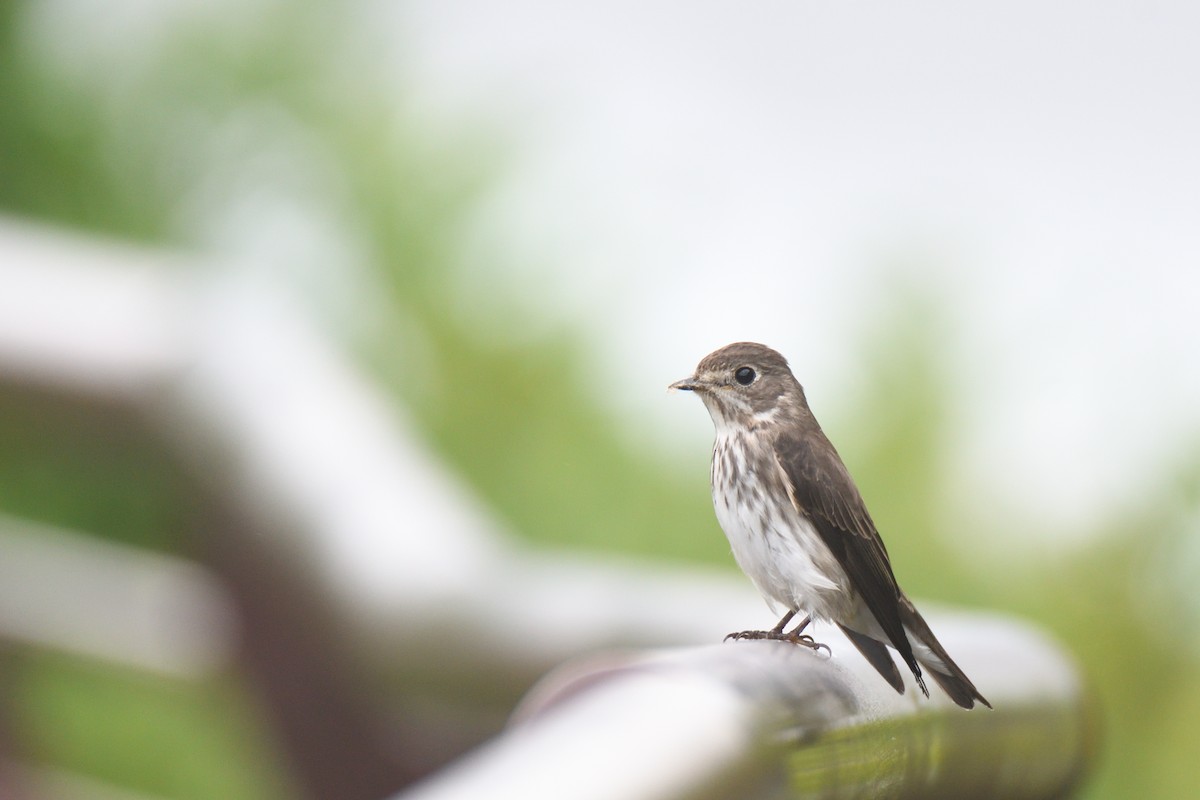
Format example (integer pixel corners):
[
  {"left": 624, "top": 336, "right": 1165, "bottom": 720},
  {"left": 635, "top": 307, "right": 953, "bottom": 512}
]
[
  {"left": 402, "top": 619, "right": 1089, "bottom": 800},
  {"left": 0, "top": 218, "right": 1094, "bottom": 799},
  {"left": 0, "top": 515, "right": 234, "bottom": 677}
]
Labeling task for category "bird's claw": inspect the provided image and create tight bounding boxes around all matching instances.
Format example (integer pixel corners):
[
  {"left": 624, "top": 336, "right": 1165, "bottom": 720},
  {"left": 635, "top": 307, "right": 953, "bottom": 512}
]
[
  {"left": 724, "top": 629, "right": 831, "bottom": 655},
  {"left": 788, "top": 633, "right": 832, "bottom": 656}
]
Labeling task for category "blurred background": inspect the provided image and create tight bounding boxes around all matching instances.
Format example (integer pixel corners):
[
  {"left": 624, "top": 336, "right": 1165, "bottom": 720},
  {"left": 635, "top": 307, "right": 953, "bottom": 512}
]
[{"left": 1, "top": 0, "right": 1198, "bottom": 797}]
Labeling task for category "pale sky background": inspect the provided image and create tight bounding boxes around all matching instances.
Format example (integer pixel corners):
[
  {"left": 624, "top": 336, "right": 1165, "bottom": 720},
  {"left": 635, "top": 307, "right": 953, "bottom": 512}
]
[{"left": 395, "top": 1, "right": 1200, "bottom": 542}]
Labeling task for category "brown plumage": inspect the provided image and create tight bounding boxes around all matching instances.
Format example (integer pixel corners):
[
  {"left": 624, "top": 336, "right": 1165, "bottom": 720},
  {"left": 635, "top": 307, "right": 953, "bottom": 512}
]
[{"left": 671, "top": 342, "right": 990, "bottom": 709}]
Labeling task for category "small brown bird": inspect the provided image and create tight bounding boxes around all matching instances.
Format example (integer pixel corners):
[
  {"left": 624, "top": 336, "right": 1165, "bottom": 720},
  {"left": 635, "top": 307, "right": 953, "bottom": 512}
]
[{"left": 671, "top": 342, "right": 989, "bottom": 709}]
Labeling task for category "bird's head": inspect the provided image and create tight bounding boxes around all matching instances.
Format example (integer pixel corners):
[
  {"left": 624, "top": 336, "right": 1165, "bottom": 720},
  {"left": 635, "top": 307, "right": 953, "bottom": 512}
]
[{"left": 669, "top": 342, "right": 807, "bottom": 429}]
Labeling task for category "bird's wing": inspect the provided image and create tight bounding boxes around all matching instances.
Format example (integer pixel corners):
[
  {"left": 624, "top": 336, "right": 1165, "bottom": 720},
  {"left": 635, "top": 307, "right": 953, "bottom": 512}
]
[{"left": 772, "top": 430, "right": 921, "bottom": 681}]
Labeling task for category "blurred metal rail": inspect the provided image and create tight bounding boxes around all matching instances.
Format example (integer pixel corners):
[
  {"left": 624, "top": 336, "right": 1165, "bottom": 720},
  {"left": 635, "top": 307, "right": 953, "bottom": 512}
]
[
  {"left": 0, "top": 218, "right": 1096, "bottom": 799},
  {"left": 400, "top": 617, "right": 1092, "bottom": 800}
]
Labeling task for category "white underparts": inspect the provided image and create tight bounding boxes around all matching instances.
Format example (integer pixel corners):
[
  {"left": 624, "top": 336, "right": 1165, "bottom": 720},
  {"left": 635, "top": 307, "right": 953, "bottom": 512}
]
[{"left": 710, "top": 430, "right": 850, "bottom": 621}]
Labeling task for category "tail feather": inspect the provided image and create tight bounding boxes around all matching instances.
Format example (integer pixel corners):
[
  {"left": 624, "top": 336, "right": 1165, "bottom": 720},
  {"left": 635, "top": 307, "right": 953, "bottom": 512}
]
[
  {"left": 924, "top": 664, "right": 988, "bottom": 710},
  {"left": 838, "top": 623, "right": 907, "bottom": 695},
  {"left": 899, "top": 598, "right": 992, "bottom": 710}
]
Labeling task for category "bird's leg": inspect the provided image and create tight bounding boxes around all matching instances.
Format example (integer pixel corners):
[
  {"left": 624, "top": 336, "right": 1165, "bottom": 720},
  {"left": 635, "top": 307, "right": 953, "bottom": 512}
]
[{"left": 724, "top": 609, "right": 795, "bottom": 642}]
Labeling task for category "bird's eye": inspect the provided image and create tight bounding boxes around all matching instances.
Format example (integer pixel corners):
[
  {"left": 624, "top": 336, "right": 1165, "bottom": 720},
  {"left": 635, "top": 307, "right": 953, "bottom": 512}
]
[{"left": 734, "top": 366, "right": 756, "bottom": 386}]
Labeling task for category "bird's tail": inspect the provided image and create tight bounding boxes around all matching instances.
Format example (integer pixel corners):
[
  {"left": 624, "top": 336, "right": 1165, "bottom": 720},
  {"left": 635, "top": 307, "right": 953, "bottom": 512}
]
[{"left": 899, "top": 599, "right": 992, "bottom": 710}]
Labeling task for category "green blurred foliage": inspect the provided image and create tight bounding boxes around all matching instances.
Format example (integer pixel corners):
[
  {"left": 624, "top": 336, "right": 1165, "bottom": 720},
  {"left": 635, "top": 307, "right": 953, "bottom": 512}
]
[
  {"left": 0, "top": 0, "right": 1197, "bottom": 798},
  {"left": 10, "top": 651, "right": 293, "bottom": 800}
]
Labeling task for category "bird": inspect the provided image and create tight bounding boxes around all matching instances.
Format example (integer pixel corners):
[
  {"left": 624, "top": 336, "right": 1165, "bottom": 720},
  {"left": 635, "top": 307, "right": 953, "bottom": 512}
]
[{"left": 670, "top": 342, "right": 990, "bottom": 709}]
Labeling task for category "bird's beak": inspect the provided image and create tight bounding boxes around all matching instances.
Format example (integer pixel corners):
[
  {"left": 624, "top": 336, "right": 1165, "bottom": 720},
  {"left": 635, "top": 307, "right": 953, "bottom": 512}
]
[{"left": 669, "top": 376, "right": 704, "bottom": 392}]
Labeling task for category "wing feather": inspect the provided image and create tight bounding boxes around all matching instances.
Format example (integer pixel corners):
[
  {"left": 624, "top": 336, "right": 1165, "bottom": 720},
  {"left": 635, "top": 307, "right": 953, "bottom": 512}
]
[{"left": 772, "top": 431, "right": 922, "bottom": 683}]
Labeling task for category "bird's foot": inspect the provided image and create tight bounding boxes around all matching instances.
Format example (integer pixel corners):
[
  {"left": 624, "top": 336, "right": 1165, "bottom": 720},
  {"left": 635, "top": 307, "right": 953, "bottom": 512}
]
[{"left": 724, "top": 629, "right": 831, "bottom": 656}]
